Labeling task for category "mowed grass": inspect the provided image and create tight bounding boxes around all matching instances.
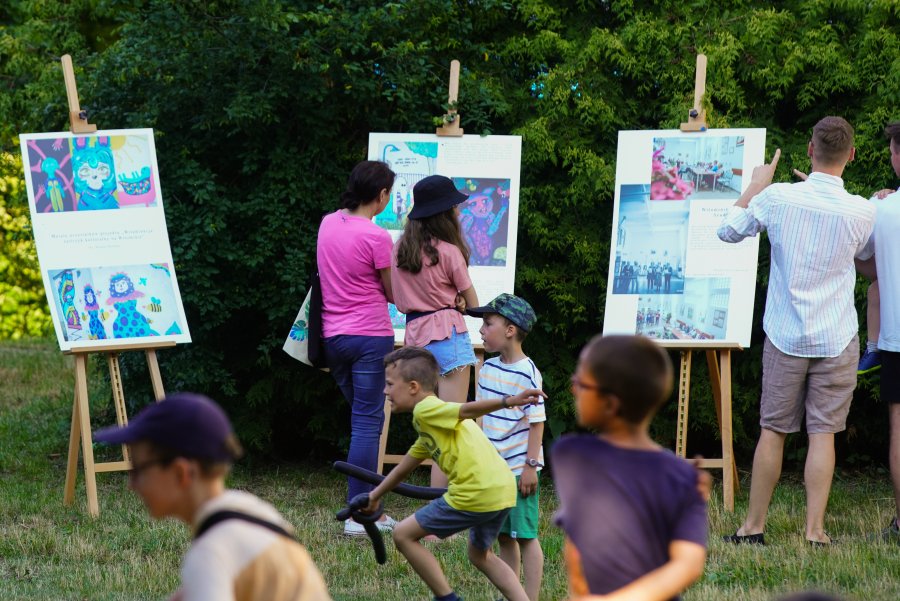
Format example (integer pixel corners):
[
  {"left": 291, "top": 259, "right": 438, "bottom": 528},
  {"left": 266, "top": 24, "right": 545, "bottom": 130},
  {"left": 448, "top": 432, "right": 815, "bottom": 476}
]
[{"left": 1, "top": 340, "right": 899, "bottom": 600}]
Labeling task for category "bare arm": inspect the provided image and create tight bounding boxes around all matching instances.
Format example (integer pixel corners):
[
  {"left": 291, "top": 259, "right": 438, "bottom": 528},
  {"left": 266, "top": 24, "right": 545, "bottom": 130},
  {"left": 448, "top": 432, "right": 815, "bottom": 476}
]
[
  {"left": 379, "top": 267, "right": 394, "bottom": 304},
  {"left": 519, "top": 421, "right": 544, "bottom": 497},
  {"left": 458, "top": 286, "right": 478, "bottom": 312},
  {"left": 458, "top": 389, "right": 545, "bottom": 420},
  {"left": 856, "top": 257, "right": 877, "bottom": 281},
  {"left": 365, "top": 454, "right": 423, "bottom": 511},
  {"left": 565, "top": 538, "right": 591, "bottom": 597},
  {"left": 574, "top": 541, "right": 706, "bottom": 601},
  {"left": 734, "top": 148, "right": 781, "bottom": 208}
]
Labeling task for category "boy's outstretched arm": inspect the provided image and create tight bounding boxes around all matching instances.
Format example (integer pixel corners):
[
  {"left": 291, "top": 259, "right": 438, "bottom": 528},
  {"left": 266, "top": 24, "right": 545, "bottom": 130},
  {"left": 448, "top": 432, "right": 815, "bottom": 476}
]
[
  {"left": 364, "top": 454, "right": 424, "bottom": 512},
  {"left": 458, "top": 389, "right": 546, "bottom": 420},
  {"left": 572, "top": 540, "right": 706, "bottom": 601}
]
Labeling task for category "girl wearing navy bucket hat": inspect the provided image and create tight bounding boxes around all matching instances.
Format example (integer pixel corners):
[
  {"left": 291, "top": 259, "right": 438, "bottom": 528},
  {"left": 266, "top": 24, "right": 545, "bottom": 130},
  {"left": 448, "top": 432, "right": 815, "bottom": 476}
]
[{"left": 391, "top": 175, "right": 480, "bottom": 488}]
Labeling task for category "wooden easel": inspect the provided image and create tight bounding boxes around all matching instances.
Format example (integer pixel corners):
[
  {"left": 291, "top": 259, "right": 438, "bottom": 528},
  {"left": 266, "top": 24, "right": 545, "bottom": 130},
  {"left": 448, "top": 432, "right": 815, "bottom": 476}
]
[
  {"left": 376, "top": 59, "right": 471, "bottom": 473},
  {"left": 58, "top": 55, "right": 173, "bottom": 516},
  {"left": 661, "top": 341, "right": 740, "bottom": 512},
  {"left": 664, "top": 54, "right": 739, "bottom": 511},
  {"left": 64, "top": 341, "right": 173, "bottom": 516}
]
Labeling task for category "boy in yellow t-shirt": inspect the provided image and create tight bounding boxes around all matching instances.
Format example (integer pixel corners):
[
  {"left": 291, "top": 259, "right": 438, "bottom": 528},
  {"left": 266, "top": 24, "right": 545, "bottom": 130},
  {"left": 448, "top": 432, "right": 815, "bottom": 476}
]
[{"left": 365, "top": 347, "right": 545, "bottom": 601}]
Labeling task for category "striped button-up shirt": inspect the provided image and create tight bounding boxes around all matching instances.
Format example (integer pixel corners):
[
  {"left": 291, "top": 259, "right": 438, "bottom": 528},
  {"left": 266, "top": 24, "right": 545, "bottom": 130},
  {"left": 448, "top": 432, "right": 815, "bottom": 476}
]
[{"left": 717, "top": 172, "right": 875, "bottom": 357}]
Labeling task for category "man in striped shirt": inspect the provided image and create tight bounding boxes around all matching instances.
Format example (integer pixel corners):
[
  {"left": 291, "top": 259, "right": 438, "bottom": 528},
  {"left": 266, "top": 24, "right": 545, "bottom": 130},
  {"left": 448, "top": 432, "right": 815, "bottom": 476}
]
[{"left": 717, "top": 117, "right": 875, "bottom": 546}]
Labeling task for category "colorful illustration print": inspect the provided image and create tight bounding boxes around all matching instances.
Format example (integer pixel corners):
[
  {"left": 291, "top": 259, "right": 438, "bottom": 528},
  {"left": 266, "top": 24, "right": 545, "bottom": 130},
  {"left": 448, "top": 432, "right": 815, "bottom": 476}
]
[
  {"left": 25, "top": 133, "right": 158, "bottom": 213},
  {"left": 48, "top": 263, "right": 183, "bottom": 343},
  {"left": 82, "top": 284, "right": 107, "bottom": 340},
  {"left": 26, "top": 138, "right": 76, "bottom": 213},
  {"left": 107, "top": 273, "right": 159, "bottom": 338},
  {"left": 452, "top": 177, "right": 511, "bottom": 267},
  {"left": 72, "top": 136, "right": 119, "bottom": 210},
  {"left": 375, "top": 141, "right": 438, "bottom": 230}
]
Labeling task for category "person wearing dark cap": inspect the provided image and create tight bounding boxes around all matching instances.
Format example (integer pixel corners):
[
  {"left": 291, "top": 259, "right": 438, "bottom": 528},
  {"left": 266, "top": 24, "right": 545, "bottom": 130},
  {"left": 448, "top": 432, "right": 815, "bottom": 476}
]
[
  {"left": 391, "top": 174, "right": 480, "bottom": 489},
  {"left": 95, "top": 393, "right": 332, "bottom": 601},
  {"left": 468, "top": 293, "right": 545, "bottom": 601}
]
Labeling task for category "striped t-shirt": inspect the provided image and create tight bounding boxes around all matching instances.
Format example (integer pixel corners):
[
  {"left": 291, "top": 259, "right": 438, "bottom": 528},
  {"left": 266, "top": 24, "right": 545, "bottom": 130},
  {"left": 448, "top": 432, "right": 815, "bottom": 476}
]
[
  {"left": 476, "top": 356, "right": 546, "bottom": 475},
  {"left": 717, "top": 172, "right": 875, "bottom": 357}
]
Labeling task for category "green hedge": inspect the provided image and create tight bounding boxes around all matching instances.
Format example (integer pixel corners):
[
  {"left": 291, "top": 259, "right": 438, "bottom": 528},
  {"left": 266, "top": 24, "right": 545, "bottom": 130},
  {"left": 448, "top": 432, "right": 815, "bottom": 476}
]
[{"left": 1, "top": 0, "right": 898, "bottom": 462}]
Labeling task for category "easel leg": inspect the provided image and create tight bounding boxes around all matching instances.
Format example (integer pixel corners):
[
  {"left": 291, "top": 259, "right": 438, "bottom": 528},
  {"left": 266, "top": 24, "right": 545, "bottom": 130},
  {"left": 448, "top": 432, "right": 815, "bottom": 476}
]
[
  {"left": 107, "top": 353, "right": 130, "bottom": 464},
  {"left": 145, "top": 349, "right": 166, "bottom": 401},
  {"left": 63, "top": 388, "right": 80, "bottom": 506},
  {"left": 74, "top": 353, "right": 100, "bottom": 517},
  {"left": 675, "top": 350, "right": 692, "bottom": 458},
  {"left": 720, "top": 349, "right": 735, "bottom": 511},
  {"left": 377, "top": 397, "right": 392, "bottom": 475},
  {"left": 706, "top": 349, "right": 737, "bottom": 511}
]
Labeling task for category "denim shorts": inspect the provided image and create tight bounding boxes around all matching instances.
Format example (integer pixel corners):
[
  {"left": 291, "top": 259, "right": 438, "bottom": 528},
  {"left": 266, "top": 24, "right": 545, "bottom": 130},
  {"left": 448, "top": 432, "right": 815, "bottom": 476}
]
[
  {"left": 415, "top": 496, "right": 511, "bottom": 550},
  {"left": 425, "top": 326, "right": 477, "bottom": 376}
]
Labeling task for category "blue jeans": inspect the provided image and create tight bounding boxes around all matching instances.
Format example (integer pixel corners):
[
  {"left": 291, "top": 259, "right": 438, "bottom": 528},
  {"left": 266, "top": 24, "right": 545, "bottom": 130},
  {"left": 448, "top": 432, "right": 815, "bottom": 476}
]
[{"left": 324, "top": 334, "right": 394, "bottom": 502}]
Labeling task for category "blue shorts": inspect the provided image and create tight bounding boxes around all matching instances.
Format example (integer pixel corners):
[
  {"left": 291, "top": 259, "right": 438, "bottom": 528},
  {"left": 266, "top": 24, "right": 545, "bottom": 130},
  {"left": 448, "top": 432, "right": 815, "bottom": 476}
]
[
  {"left": 424, "top": 326, "right": 476, "bottom": 376},
  {"left": 414, "top": 496, "right": 511, "bottom": 550}
]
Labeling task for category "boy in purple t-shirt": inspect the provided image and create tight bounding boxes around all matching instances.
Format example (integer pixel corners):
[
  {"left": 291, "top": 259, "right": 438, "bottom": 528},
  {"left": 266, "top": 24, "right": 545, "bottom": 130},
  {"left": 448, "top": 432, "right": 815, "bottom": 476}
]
[{"left": 552, "top": 334, "right": 707, "bottom": 601}]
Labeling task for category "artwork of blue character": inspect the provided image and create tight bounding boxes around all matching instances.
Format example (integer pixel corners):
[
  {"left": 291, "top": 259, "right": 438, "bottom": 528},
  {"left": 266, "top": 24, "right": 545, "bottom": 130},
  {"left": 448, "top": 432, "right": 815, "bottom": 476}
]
[
  {"left": 72, "top": 136, "right": 119, "bottom": 211},
  {"left": 458, "top": 183, "right": 509, "bottom": 266},
  {"left": 106, "top": 273, "right": 158, "bottom": 338},
  {"left": 40, "top": 157, "right": 66, "bottom": 212},
  {"left": 82, "top": 285, "right": 107, "bottom": 340},
  {"left": 56, "top": 270, "right": 82, "bottom": 332}
]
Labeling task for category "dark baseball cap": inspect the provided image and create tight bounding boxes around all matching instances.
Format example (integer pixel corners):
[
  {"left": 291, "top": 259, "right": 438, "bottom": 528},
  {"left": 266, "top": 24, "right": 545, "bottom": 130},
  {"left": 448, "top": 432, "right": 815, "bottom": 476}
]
[
  {"left": 94, "top": 392, "right": 241, "bottom": 462},
  {"left": 408, "top": 175, "right": 468, "bottom": 220},
  {"left": 467, "top": 293, "right": 537, "bottom": 332}
]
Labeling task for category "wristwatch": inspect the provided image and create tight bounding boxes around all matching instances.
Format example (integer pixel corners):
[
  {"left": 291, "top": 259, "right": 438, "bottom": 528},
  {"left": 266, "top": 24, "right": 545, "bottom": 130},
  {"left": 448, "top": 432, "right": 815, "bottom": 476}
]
[{"left": 525, "top": 458, "right": 543, "bottom": 468}]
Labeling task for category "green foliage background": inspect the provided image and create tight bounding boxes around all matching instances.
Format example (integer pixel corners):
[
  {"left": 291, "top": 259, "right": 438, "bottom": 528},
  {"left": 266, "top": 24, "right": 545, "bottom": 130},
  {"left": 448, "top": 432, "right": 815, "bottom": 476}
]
[{"left": 1, "top": 0, "right": 898, "bottom": 462}]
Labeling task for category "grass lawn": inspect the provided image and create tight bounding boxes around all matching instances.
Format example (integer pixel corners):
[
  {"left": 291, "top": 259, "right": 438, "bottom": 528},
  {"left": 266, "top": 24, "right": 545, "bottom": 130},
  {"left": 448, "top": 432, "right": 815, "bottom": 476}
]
[{"left": 1, "top": 340, "right": 898, "bottom": 600}]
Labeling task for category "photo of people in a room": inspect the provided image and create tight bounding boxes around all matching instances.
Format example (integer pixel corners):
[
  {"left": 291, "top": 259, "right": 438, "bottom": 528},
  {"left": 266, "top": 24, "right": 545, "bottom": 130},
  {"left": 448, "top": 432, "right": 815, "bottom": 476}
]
[
  {"left": 613, "top": 184, "right": 687, "bottom": 295},
  {"left": 636, "top": 277, "right": 731, "bottom": 340},
  {"left": 650, "top": 135, "right": 745, "bottom": 201}
]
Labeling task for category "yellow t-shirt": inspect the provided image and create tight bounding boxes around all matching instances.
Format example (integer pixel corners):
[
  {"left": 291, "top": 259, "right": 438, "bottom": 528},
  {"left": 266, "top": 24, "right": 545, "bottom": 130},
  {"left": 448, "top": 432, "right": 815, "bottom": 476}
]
[{"left": 408, "top": 395, "right": 516, "bottom": 512}]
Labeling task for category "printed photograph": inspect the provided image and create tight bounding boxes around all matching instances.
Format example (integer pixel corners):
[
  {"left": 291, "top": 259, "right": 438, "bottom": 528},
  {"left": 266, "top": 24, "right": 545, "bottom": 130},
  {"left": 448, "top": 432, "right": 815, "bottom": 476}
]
[
  {"left": 612, "top": 184, "right": 687, "bottom": 295},
  {"left": 452, "top": 177, "right": 511, "bottom": 267},
  {"left": 650, "top": 135, "right": 746, "bottom": 201},
  {"left": 25, "top": 133, "right": 158, "bottom": 213},
  {"left": 375, "top": 141, "right": 438, "bottom": 230},
  {"left": 48, "top": 263, "right": 184, "bottom": 344},
  {"left": 636, "top": 277, "right": 731, "bottom": 340}
]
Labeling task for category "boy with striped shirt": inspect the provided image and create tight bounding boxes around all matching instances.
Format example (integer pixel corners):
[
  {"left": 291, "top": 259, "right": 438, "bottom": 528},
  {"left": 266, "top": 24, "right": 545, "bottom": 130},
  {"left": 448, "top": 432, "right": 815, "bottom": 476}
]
[{"left": 469, "top": 294, "right": 545, "bottom": 601}]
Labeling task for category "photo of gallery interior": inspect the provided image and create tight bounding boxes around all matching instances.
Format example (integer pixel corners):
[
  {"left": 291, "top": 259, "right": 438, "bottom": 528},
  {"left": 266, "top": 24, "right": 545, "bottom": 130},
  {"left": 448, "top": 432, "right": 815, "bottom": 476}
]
[
  {"left": 613, "top": 184, "right": 686, "bottom": 295},
  {"left": 636, "top": 277, "right": 731, "bottom": 340},
  {"left": 651, "top": 135, "right": 746, "bottom": 200}
]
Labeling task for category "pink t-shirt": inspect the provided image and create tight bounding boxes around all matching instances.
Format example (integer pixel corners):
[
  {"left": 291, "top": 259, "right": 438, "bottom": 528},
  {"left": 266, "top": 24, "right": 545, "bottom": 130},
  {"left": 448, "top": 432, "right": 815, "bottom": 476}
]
[
  {"left": 391, "top": 239, "right": 472, "bottom": 347},
  {"left": 317, "top": 211, "right": 393, "bottom": 337}
]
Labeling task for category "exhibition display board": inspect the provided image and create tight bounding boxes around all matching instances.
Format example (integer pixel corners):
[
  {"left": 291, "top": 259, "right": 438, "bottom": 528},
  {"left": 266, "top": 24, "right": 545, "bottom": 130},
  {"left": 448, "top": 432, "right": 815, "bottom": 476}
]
[
  {"left": 367, "top": 132, "right": 522, "bottom": 345},
  {"left": 19, "top": 129, "right": 191, "bottom": 351},
  {"left": 602, "top": 129, "right": 766, "bottom": 348}
]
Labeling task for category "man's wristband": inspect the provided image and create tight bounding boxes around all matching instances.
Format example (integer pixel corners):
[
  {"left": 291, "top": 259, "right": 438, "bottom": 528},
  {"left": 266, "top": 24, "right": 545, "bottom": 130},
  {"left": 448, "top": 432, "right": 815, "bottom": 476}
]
[{"left": 501, "top": 395, "right": 510, "bottom": 409}]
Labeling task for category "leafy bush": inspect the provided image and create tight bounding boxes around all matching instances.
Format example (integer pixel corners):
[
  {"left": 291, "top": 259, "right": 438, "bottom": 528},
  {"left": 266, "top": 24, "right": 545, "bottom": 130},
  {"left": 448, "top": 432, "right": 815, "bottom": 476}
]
[{"left": 1, "top": 0, "right": 898, "bottom": 464}]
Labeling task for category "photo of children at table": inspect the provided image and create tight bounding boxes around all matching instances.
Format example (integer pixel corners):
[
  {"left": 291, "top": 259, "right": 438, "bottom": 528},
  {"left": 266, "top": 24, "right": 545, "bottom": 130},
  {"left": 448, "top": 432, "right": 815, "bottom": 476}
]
[
  {"left": 635, "top": 277, "right": 731, "bottom": 340},
  {"left": 651, "top": 135, "right": 746, "bottom": 200}
]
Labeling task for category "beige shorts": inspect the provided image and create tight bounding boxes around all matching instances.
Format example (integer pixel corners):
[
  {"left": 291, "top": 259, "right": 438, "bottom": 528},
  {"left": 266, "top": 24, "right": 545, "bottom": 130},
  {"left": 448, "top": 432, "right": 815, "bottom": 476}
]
[{"left": 760, "top": 335, "right": 859, "bottom": 434}]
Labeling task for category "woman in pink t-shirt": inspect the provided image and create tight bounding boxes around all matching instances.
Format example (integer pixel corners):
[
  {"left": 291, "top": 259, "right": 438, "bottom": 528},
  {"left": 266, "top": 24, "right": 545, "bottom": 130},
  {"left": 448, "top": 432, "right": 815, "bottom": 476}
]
[
  {"left": 317, "top": 160, "right": 397, "bottom": 536},
  {"left": 392, "top": 176, "right": 479, "bottom": 487}
]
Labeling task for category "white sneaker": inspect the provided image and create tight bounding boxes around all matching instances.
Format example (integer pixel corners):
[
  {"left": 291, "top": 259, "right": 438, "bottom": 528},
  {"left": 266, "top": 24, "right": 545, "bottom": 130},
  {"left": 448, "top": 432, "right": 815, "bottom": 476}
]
[
  {"left": 375, "top": 515, "right": 397, "bottom": 532},
  {"left": 343, "top": 519, "right": 368, "bottom": 537}
]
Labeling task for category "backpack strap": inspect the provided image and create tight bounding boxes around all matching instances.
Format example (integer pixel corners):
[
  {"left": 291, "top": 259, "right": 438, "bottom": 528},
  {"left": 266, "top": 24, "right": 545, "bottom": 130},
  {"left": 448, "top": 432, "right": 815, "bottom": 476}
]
[{"left": 194, "top": 510, "right": 295, "bottom": 541}]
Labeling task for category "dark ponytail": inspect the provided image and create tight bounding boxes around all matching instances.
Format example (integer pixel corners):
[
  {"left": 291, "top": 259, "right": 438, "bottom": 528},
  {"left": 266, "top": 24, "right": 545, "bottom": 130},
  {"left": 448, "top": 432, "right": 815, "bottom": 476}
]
[{"left": 341, "top": 161, "right": 396, "bottom": 210}]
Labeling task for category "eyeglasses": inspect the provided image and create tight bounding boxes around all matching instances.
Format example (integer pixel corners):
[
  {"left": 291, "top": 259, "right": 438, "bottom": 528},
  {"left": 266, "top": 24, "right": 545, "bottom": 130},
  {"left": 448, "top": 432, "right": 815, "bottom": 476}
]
[
  {"left": 128, "top": 457, "right": 172, "bottom": 480},
  {"left": 570, "top": 375, "right": 599, "bottom": 392},
  {"left": 570, "top": 375, "right": 614, "bottom": 395}
]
